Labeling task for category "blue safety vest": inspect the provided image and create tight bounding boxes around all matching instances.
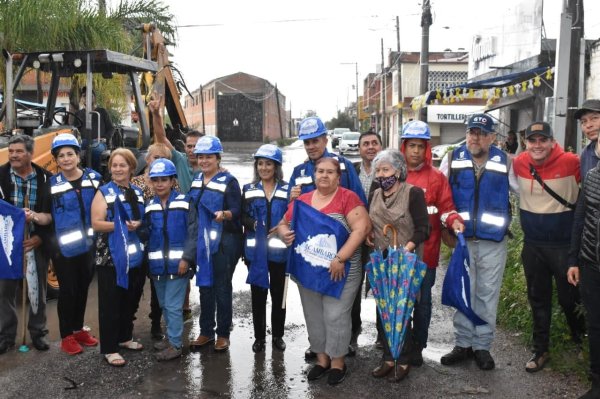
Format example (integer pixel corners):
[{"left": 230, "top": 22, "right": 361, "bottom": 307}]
[
  {"left": 242, "top": 180, "right": 289, "bottom": 264},
  {"left": 190, "top": 172, "right": 237, "bottom": 254},
  {"left": 289, "top": 150, "right": 367, "bottom": 203},
  {"left": 145, "top": 190, "right": 190, "bottom": 277},
  {"left": 449, "top": 145, "right": 510, "bottom": 242},
  {"left": 99, "top": 181, "right": 145, "bottom": 268},
  {"left": 50, "top": 168, "right": 101, "bottom": 257}
]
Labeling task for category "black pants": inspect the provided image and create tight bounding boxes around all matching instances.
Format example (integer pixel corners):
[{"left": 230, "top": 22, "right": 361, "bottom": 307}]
[
  {"left": 250, "top": 261, "right": 287, "bottom": 340},
  {"left": 350, "top": 268, "right": 365, "bottom": 336},
  {"left": 522, "top": 243, "right": 585, "bottom": 353},
  {"left": 149, "top": 279, "right": 162, "bottom": 327},
  {"left": 53, "top": 250, "right": 94, "bottom": 338},
  {"left": 580, "top": 265, "right": 600, "bottom": 374},
  {"left": 97, "top": 266, "right": 145, "bottom": 354}
]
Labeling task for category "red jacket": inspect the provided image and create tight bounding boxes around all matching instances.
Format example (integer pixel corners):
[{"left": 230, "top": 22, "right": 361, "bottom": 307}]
[{"left": 401, "top": 140, "right": 462, "bottom": 269}]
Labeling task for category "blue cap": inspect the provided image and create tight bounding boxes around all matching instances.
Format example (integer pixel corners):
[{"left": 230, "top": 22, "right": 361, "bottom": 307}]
[
  {"left": 298, "top": 117, "right": 327, "bottom": 140},
  {"left": 148, "top": 158, "right": 177, "bottom": 178},
  {"left": 193, "top": 135, "right": 224, "bottom": 154},
  {"left": 52, "top": 133, "right": 80, "bottom": 154},
  {"left": 401, "top": 120, "right": 431, "bottom": 140},
  {"left": 467, "top": 114, "right": 495, "bottom": 133},
  {"left": 254, "top": 144, "right": 283, "bottom": 164}
]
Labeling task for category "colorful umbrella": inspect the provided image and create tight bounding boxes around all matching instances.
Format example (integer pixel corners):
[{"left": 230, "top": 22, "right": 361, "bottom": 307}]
[{"left": 366, "top": 224, "right": 427, "bottom": 361}]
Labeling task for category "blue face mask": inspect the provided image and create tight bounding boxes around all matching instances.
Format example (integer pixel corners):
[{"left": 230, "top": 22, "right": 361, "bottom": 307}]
[{"left": 377, "top": 175, "right": 398, "bottom": 192}]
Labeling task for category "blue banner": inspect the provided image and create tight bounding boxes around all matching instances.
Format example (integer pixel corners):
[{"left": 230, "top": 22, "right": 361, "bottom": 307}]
[
  {"left": 287, "top": 200, "right": 350, "bottom": 299},
  {"left": 110, "top": 197, "right": 130, "bottom": 289},
  {"left": 441, "top": 233, "right": 487, "bottom": 326},
  {"left": 195, "top": 202, "right": 214, "bottom": 287},
  {"left": 246, "top": 217, "right": 270, "bottom": 289},
  {"left": 0, "top": 199, "right": 26, "bottom": 280}
]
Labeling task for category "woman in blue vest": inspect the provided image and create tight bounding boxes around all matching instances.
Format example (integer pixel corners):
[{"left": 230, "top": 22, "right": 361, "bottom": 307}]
[
  {"left": 242, "top": 144, "right": 289, "bottom": 353},
  {"left": 145, "top": 158, "right": 196, "bottom": 361},
  {"left": 188, "top": 136, "right": 242, "bottom": 352},
  {"left": 50, "top": 133, "right": 102, "bottom": 355},
  {"left": 91, "top": 148, "right": 145, "bottom": 367}
]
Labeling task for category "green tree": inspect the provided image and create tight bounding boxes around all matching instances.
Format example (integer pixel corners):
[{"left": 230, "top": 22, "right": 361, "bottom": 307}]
[{"left": 327, "top": 111, "right": 354, "bottom": 130}]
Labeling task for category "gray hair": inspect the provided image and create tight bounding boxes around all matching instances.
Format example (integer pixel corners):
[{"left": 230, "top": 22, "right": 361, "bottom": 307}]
[
  {"left": 373, "top": 149, "right": 407, "bottom": 182},
  {"left": 8, "top": 134, "right": 34, "bottom": 153}
]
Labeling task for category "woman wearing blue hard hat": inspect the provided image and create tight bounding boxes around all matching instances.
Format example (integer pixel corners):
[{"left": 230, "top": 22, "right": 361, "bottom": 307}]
[
  {"left": 144, "top": 158, "right": 196, "bottom": 361},
  {"left": 49, "top": 133, "right": 102, "bottom": 356},
  {"left": 242, "top": 144, "right": 288, "bottom": 353},
  {"left": 188, "top": 135, "right": 243, "bottom": 352}
]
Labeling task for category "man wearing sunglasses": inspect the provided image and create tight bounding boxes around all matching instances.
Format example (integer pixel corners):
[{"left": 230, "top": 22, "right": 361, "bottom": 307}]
[{"left": 513, "top": 122, "right": 584, "bottom": 374}]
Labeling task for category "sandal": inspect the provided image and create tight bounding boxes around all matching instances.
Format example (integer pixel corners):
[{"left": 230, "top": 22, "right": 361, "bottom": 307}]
[
  {"left": 118, "top": 340, "right": 144, "bottom": 351},
  {"left": 525, "top": 351, "right": 550, "bottom": 373},
  {"left": 105, "top": 353, "right": 126, "bottom": 367}
]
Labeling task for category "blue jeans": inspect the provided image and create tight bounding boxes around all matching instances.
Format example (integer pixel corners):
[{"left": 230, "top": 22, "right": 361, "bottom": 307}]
[
  {"left": 154, "top": 277, "right": 188, "bottom": 348},
  {"left": 412, "top": 267, "right": 436, "bottom": 348},
  {"left": 199, "top": 232, "right": 242, "bottom": 338}
]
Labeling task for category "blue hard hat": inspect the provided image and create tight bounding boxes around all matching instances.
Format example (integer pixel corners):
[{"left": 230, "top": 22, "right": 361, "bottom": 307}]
[
  {"left": 467, "top": 113, "right": 495, "bottom": 133},
  {"left": 193, "top": 135, "right": 223, "bottom": 154},
  {"left": 401, "top": 120, "right": 431, "bottom": 140},
  {"left": 253, "top": 144, "right": 282, "bottom": 164},
  {"left": 298, "top": 117, "right": 327, "bottom": 140},
  {"left": 52, "top": 133, "right": 80, "bottom": 154},
  {"left": 148, "top": 158, "right": 177, "bottom": 178}
]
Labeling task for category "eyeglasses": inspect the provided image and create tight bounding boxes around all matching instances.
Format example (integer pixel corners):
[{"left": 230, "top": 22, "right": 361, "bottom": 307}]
[
  {"left": 467, "top": 129, "right": 491, "bottom": 138},
  {"left": 526, "top": 136, "right": 551, "bottom": 144}
]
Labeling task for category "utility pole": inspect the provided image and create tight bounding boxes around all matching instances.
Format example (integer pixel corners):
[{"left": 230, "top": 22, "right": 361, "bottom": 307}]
[
  {"left": 396, "top": 15, "right": 403, "bottom": 141},
  {"left": 419, "top": 0, "right": 432, "bottom": 122},
  {"left": 340, "top": 62, "right": 359, "bottom": 131},
  {"left": 381, "top": 38, "right": 387, "bottom": 147}
]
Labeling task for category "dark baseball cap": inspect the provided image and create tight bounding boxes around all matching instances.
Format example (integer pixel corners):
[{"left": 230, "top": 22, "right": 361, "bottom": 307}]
[
  {"left": 525, "top": 121, "right": 553, "bottom": 138},
  {"left": 466, "top": 114, "right": 495, "bottom": 133},
  {"left": 574, "top": 99, "right": 600, "bottom": 120}
]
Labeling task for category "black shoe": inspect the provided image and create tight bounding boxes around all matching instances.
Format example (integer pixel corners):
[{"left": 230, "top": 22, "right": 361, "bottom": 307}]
[
  {"left": 151, "top": 324, "right": 165, "bottom": 341},
  {"left": 252, "top": 339, "right": 266, "bottom": 353},
  {"left": 327, "top": 364, "right": 347, "bottom": 385},
  {"left": 307, "top": 364, "right": 330, "bottom": 381},
  {"left": 347, "top": 344, "right": 356, "bottom": 357},
  {"left": 525, "top": 351, "right": 550, "bottom": 373},
  {"left": 0, "top": 341, "right": 15, "bottom": 355},
  {"left": 474, "top": 350, "right": 495, "bottom": 370},
  {"left": 273, "top": 337, "right": 286, "bottom": 352},
  {"left": 304, "top": 347, "right": 317, "bottom": 360},
  {"left": 32, "top": 336, "right": 49, "bottom": 351},
  {"left": 440, "top": 346, "right": 473, "bottom": 366}
]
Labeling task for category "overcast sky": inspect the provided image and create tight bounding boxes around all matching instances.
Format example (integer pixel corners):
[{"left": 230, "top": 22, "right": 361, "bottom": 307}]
[{"left": 162, "top": 0, "right": 600, "bottom": 122}]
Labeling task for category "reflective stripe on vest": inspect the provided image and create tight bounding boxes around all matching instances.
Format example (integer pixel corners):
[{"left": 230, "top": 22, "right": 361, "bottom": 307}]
[
  {"left": 427, "top": 206, "right": 438, "bottom": 215},
  {"left": 148, "top": 250, "right": 184, "bottom": 260},
  {"left": 59, "top": 230, "right": 84, "bottom": 245}
]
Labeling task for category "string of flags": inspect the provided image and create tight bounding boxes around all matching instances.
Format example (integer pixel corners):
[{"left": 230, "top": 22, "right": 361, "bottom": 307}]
[{"left": 410, "top": 67, "right": 554, "bottom": 111}]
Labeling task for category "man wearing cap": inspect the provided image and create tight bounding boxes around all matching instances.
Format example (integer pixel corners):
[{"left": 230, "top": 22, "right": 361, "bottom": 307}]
[
  {"left": 513, "top": 122, "right": 584, "bottom": 373},
  {"left": 289, "top": 116, "right": 366, "bottom": 359},
  {"left": 400, "top": 120, "right": 464, "bottom": 366},
  {"left": 439, "top": 113, "right": 517, "bottom": 370},
  {"left": 574, "top": 99, "right": 600, "bottom": 179}
]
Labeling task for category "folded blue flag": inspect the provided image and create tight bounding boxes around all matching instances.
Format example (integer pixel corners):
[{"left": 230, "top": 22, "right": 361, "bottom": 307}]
[
  {"left": 0, "top": 199, "right": 26, "bottom": 280},
  {"left": 195, "top": 202, "right": 214, "bottom": 287},
  {"left": 110, "top": 197, "right": 130, "bottom": 289},
  {"left": 441, "top": 233, "right": 487, "bottom": 326},
  {"left": 247, "top": 216, "right": 270, "bottom": 289},
  {"left": 287, "top": 200, "right": 350, "bottom": 299}
]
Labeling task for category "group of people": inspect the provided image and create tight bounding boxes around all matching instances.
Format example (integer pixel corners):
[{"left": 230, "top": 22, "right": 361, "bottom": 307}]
[{"left": 1, "top": 95, "right": 600, "bottom": 396}]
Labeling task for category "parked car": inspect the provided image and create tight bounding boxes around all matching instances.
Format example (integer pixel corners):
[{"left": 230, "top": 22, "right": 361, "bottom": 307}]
[
  {"left": 331, "top": 127, "right": 350, "bottom": 148},
  {"left": 431, "top": 137, "right": 467, "bottom": 163},
  {"left": 338, "top": 132, "right": 360, "bottom": 155}
]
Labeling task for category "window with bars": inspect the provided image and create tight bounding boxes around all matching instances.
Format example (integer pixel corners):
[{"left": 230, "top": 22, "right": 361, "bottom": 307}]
[{"left": 428, "top": 71, "right": 468, "bottom": 91}]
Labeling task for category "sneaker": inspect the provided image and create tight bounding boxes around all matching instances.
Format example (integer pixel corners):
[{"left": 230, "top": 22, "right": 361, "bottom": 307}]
[
  {"left": 153, "top": 339, "right": 170, "bottom": 351},
  {"left": 525, "top": 351, "right": 550, "bottom": 373},
  {"left": 474, "top": 350, "right": 495, "bottom": 370},
  {"left": 327, "top": 364, "right": 347, "bottom": 385},
  {"left": 214, "top": 337, "right": 230, "bottom": 352},
  {"left": 156, "top": 345, "right": 182, "bottom": 361},
  {"left": 73, "top": 330, "right": 98, "bottom": 347},
  {"left": 61, "top": 335, "right": 83, "bottom": 355},
  {"left": 440, "top": 346, "right": 474, "bottom": 366}
]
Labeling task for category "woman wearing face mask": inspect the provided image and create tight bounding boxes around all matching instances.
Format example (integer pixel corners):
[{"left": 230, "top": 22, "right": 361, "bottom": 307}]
[{"left": 366, "top": 149, "right": 429, "bottom": 383}]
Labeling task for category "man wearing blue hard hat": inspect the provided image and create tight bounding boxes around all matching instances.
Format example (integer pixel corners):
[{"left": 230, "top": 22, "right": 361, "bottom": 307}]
[
  {"left": 439, "top": 113, "right": 517, "bottom": 371},
  {"left": 289, "top": 116, "right": 367, "bottom": 360}
]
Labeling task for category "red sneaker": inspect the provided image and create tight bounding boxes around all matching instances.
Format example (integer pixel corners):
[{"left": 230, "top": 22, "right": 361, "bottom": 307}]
[
  {"left": 73, "top": 330, "right": 99, "bottom": 347},
  {"left": 61, "top": 335, "right": 83, "bottom": 355}
]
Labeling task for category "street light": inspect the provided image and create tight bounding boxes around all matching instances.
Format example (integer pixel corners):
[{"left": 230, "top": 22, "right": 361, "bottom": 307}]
[{"left": 341, "top": 62, "right": 359, "bottom": 131}]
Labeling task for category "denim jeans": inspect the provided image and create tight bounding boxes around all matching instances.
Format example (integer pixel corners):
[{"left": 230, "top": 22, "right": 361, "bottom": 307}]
[
  {"left": 412, "top": 267, "right": 436, "bottom": 348},
  {"left": 580, "top": 265, "right": 600, "bottom": 374},
  {"left": 199, "top": 232, "right": 242, "bottom": 338},
  {"left": 154, "top": 277, "right": 188, "bottom": 348}
]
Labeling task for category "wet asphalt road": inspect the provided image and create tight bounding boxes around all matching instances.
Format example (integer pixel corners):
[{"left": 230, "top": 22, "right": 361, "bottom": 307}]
[{"left": 0, "top": 142, "right": 590, "bottom": 398}]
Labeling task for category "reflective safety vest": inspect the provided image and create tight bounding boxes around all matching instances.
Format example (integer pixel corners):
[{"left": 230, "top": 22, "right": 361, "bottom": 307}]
[
  {"left": 145, "top": 191, "right": 190, "bottom": 277},
  {"left": 242, "top": 181, "right": 289, "bottom": 264},
  {"left": 50, "top": 168, "right": 101, "bottom": 257},
  {"left": 449, "top": 145, "right": 510, "bottom": 242},
  {"left": 99, "top": 181, "right": 145, "bottom": 268},
  {"left": 190, "top": 172, "right": 237, "bottom": 254}
]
